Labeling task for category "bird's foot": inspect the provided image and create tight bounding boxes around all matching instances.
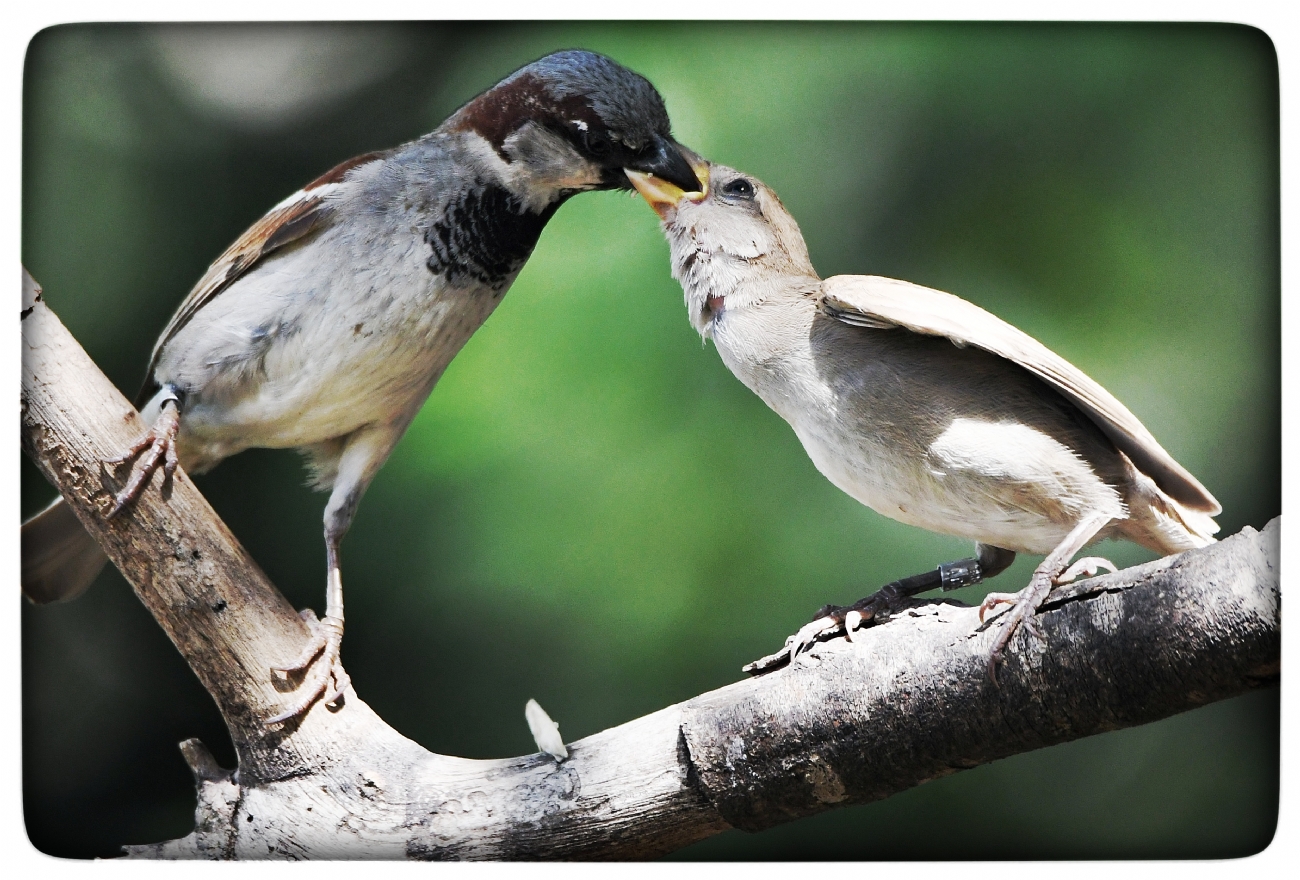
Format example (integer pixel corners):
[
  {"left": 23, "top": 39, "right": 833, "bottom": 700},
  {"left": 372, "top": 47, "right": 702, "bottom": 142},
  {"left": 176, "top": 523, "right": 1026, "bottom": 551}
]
[
  {"left": 743, "top": 581, "right": 915, "bottom": 676},
  {"left": 978, "top": 554, "right": 1115, "bottom": 675},
  {"left": 1056, "top": 556, "right": 1117, "bottom": 584},
  {"left": 980, "top": 575, "right": 1053, "bottom": 684},
  {"left": 267, "top": 609, "right": 351, "bottom": 725},
  {"left": 743, "top": 556, "right": 989, "bottom": 676},
  {"left": 105, "top": 399, "right": 181, "bottom": 517},
  {"left": 978, "top": 513, "right": 1116, "bottom": 685}
]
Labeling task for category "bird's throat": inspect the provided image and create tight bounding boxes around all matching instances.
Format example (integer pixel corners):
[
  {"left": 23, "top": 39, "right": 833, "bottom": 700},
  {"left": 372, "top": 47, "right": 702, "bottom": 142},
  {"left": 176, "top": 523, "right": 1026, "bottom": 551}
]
[{"left": 425, "top": 183, "right": 561, "bottom": 290}]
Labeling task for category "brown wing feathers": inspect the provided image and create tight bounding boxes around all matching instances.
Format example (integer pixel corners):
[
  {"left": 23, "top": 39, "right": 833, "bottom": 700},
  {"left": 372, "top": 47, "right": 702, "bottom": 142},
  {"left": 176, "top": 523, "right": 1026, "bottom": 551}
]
[
  {"left": 820, "top": 274, "right": 1221, "bottom": 515},
  {"left": 134, "top": 153, "right": 383, "bottom": 407}
]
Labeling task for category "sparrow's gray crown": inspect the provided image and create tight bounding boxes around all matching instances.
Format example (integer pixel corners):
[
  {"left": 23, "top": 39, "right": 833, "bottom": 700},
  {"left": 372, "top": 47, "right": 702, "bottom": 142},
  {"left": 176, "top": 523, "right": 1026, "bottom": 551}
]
[
  {"left": 525, "top": 49, "right": 671, "bottom": 147},
  {"left": 452, "top": 49, "right": 699, "bottom": 193}
]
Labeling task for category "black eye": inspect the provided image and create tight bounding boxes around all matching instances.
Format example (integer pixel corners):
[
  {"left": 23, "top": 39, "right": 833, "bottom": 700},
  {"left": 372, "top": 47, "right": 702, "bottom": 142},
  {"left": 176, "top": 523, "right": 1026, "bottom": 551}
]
[
  {"left": 722, "top": 178, "right": 755, "bottom": 199},
  {"left": 584, "top": 131, "right": 611, "bottom": 158}
]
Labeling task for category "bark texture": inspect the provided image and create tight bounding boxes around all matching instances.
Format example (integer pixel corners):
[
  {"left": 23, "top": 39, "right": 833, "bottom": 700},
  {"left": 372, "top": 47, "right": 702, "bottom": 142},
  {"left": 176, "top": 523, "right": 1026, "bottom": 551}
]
[{"left": 20, "top": 270, "right": 1280, "bottom": 859}]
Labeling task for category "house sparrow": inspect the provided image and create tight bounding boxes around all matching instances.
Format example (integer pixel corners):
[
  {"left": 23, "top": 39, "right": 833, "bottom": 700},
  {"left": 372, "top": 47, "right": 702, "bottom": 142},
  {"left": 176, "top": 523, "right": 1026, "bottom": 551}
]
[
  {"left": 627, "top": 162, "right": 1220, "bottom": 678},
  {"left": 22, "top": 49, "right": 701, "bottom": 724}
]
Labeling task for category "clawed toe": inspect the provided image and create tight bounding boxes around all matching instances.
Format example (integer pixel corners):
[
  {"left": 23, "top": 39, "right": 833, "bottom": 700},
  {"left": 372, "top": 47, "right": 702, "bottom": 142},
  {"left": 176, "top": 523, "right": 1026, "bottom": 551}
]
[
  {"left": 1056, "top": 556, "right": 1117, "bottom": 584},
  {"left": 745, "top": 575, "right": 941, "bottom": 676},
  {"left": 978, "top": 591, "right": 1020, "bottom": 623},
  {"left": 986, "top": 649, "right": 1003, "bottom": 685},
  {"left": 271, "top": 623, "right": 328, "bottom": 676},
  {"left": 322, "top": 667, "right": 352, "bottom": 706},
  {"left": 267, "top": 655, "right": 350, "bottom": 725},
  {"left": 785, "top": 614, "right": 843, "bottom": 660},
  {"left": 266, "top": 659, "right": 349, "bottom": 726},
  {"left": 267, "top": 613, "right": 348, "bottom": 725},
  {"left": 983, "top": 574, "right": 1056, "bottom": 680},
  {"left": 743, "top": 611, "right": 850, "bottom": 675},
  {"left": 105, "top": 400, "right": 181, "bottom": 517},
  {"left": 843, "top": 609, "right": 864, "bottom": 641},
  {"left": 1022, "top": 613, "right": 1046, "bottom": 643}
]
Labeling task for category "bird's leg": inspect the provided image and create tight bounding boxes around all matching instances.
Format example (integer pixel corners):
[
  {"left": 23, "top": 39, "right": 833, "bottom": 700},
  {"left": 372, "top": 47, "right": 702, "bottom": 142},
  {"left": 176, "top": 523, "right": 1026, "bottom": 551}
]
[
  {"left": 744, "top": 545, "right": 1016, "bottom": 675},
  {"left": 105, "top": 388, "right": 182, "bottom": 517},
  {"left": 979, "top": 512, "right": 1115, "bottom": 683},
  {"left": 267, "top": 533, "right": 350, "bottom": 725},
  {"left": 805, "top": 546, "right": 1014, "bottom": 648},
  {"left": 266, "top": 422, "right": 404, "bottom": 725}
]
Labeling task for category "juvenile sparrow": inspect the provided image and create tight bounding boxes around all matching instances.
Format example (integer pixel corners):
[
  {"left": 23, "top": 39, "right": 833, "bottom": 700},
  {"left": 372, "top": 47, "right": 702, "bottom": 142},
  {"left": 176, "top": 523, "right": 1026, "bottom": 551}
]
[
  {"left": 628, "top": 162, "right": 1219, "bottom": 677},
  {"left": 22, "top": 49, "right": 701, "bottom": 723}
]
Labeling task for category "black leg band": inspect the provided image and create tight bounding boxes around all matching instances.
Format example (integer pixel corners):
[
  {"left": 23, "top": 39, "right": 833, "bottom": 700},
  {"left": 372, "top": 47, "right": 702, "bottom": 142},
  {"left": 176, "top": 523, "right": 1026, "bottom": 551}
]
[{"left": 938, "top": 556, "right": 984, "bottom": 591}]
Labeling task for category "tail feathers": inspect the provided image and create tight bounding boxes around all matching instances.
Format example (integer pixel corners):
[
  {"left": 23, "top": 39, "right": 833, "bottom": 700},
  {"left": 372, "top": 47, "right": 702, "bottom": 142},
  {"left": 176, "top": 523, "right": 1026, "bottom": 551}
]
[
  {"left": 1120, "top": 453, "right": 1219, "bottom": 555},
  {"left": 1173, "top": 502, "right": 1219, "bottom": 547},
  {"left": 1148, "top": 500, "right": 1219, "bottom": 552},
  {"left": 21, "top": 496, "right": 108, "bottom": 604}
]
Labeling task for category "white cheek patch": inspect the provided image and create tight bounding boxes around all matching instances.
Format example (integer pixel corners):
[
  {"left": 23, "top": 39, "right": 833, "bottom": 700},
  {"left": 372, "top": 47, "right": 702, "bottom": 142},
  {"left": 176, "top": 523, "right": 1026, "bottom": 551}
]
[
  {"left": 456, "top": 128, "right": 601, "bottom": 213},
  {"left": 457, "top": 131, "right": 515, "bottom": 179}
]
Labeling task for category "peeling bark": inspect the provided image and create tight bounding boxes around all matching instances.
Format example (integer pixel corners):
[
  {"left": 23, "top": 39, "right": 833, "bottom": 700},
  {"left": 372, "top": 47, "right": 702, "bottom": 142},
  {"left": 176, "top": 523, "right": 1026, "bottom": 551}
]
[{"left": 20, "top": 269, "right": 1280, "bottom": 859}]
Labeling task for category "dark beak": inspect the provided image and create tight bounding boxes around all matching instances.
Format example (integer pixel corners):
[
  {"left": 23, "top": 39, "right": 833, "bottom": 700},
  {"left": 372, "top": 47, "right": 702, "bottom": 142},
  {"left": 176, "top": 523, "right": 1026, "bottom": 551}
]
[{"left": 625, "top": 136, "right": 703, "bottom": 194}]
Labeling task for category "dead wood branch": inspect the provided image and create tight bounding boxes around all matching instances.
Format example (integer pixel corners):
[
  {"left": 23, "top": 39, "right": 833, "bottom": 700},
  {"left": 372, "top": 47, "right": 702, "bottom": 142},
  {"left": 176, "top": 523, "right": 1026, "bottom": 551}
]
[{"left": 20, "top": 269, "right": 1280, "bottom": 859}]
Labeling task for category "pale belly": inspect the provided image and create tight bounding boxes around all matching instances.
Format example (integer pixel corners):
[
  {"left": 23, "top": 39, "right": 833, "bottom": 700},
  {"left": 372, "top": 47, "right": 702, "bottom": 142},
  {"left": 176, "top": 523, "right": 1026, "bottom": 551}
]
[{"left": 155, "top": 245, "right": 505, "bottom": 466}]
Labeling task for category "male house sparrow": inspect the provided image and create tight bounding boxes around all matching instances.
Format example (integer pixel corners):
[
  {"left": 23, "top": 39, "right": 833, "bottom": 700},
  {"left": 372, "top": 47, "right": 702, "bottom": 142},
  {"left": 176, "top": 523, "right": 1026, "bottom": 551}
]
[
  {"left": 22, "top": 49, "right": 701, "bottom": 723},
  {"left": 628, "top": 163, "right": 1219, "bottom": 675}
]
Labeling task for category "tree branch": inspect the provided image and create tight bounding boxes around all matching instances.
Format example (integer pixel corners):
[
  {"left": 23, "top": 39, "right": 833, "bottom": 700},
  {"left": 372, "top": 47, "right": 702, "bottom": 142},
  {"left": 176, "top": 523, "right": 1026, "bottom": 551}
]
[{"left": 20, "top": 269, "right": 1280, "bottom": 859}]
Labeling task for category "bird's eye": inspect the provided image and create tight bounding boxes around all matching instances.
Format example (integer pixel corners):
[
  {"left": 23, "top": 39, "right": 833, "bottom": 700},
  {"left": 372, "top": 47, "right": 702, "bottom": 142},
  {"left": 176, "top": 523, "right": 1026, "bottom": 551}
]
[
  {"left": 584, "top": 131, "right": 612, "bottom": 158},
  {"left": 722, "top": 178, "right": 755, "bottom": 199}
]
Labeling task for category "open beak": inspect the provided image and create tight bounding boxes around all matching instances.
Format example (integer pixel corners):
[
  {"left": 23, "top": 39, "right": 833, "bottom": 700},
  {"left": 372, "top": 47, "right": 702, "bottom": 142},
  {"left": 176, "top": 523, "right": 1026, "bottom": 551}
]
[{"left": 626, "top": 149, "right": 710, "bottom": 220}]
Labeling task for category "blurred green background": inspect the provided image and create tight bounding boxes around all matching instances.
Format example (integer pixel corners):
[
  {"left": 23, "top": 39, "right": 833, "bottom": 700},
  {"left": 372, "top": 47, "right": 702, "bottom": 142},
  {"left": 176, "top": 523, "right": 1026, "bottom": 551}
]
[{"left": 21, "top": 22, "right": 1278, "bottom": 860}]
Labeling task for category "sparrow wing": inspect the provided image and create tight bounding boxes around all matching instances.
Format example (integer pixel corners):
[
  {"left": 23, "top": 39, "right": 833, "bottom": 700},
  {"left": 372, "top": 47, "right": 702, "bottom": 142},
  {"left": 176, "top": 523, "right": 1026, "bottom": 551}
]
[
  {"left": 820, "top": 274, "right": 1220, "bottom": 514},
  {"left": 137, "top": 152, "right": 384, "bottom": 406}
]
